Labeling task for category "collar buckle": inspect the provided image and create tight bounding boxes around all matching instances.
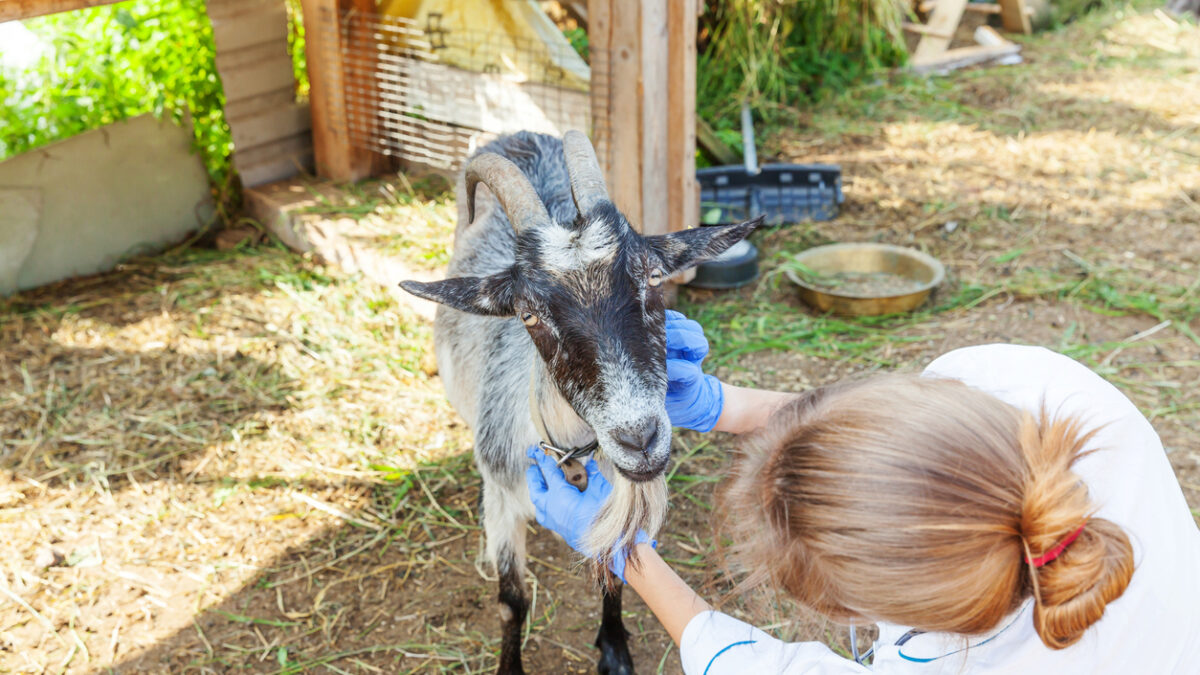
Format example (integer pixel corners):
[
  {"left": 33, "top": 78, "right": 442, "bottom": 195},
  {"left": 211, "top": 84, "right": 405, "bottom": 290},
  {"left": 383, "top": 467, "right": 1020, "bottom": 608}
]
[{"left": 537, "top": 439, "right": 598, "bottom": 467}]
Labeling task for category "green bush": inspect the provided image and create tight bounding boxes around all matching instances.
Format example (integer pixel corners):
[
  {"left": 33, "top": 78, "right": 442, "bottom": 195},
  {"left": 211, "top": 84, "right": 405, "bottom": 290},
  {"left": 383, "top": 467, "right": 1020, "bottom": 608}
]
[
  {"left": 0, "top": 0, "right": 232, "bottom": 188},
  {"left": 698, "top": 0, "right": 909, "bottom": 137}
]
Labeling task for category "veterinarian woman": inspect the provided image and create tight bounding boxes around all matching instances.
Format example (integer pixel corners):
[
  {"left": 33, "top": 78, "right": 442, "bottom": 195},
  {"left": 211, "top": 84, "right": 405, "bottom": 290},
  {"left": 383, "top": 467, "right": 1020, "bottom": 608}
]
[{"left": 525, "top": 311, "right": 1200, "bottom": 673}]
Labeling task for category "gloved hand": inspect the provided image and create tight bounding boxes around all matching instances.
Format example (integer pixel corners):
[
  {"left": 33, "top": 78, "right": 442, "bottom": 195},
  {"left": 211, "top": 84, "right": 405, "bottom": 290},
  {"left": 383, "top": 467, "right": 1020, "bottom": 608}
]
[
  {"left": 665, "top": 309, "right": 724, "bottom": 432},
  {"left": 525, "top": 446, "right": 652, "bottom": 582}
]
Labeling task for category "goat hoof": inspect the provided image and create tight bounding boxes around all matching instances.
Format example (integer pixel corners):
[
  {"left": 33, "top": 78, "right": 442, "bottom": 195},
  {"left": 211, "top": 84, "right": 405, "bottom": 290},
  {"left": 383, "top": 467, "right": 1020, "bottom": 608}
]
[{"left": 596, "top": 649, "right": 634, "bottom": 675}]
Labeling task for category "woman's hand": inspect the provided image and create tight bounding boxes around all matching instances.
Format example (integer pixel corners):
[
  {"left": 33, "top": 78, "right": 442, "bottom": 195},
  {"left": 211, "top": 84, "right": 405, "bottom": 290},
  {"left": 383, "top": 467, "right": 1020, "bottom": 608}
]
[
  {"left": 524, "top": 447, "right": 650, "bottom": 582},
  {"left": 665, "top": 309, "right": 725, "bottom": 432}
]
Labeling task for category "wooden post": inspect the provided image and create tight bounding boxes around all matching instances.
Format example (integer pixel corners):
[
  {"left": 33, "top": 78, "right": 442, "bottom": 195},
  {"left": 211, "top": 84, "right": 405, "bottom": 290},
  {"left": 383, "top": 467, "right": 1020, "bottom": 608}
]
[
  {"left": 912, "top": 0, "right": 969, "bottom": 63},
  {"left": 667, "top": 0, "right": 698, "bottom": 239},
  {"left": 589, "top": 0, "right": 644, "bottom": 223},
  {"left": 208, "top": 0, "right": 314, "bottom": 187},
  {"left": 998, "top": 0, "right": 1033, "bottom": 35},
  {"left": 0, "top": 0, "right": 124, "bottom": 22},
  {"left": 587, "top": 0, "right": 696, "bottom": 238},
  {"left": 299, "top": 0, "right": 374, "bottom": 182}
]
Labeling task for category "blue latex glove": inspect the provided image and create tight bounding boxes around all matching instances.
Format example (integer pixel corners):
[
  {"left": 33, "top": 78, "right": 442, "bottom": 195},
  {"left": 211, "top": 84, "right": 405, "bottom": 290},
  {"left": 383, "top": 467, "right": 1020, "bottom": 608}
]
[
  {"left": 664, "top": 309, "right": 724, "bottom": 432},
  {"left": 524, "top": 446, "right": 652, "bottom": 582}
]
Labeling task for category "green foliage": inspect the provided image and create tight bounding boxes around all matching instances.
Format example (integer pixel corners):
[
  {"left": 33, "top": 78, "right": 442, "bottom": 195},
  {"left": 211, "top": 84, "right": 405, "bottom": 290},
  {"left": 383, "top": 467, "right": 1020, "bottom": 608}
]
[
  {"left": 285, "top": 0, "right": 310, "bottom": 100},
  {"left": 563, "top": 26, "right": 589, "bottom": 60},
  {"left": 0, "top": 0, "right": 232, "bottom": 187},
  {"left": 1046, "top": 0, "right": 1114, "bottom": 27},
  {"left": 697, "top": 0, "right": 909, "bottom": 137}
]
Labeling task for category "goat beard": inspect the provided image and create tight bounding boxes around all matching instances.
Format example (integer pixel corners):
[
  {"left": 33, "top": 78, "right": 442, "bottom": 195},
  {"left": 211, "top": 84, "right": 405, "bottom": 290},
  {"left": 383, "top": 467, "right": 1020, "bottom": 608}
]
[{"left": 584, "top": 455, "right": 668, "bottom": 590}]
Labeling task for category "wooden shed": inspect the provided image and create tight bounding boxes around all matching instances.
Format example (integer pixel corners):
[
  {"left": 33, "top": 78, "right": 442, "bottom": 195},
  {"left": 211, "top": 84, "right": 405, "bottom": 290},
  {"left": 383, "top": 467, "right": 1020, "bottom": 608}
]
[{"left": 1, "top": 0, "right": 701, "bottom": 242}]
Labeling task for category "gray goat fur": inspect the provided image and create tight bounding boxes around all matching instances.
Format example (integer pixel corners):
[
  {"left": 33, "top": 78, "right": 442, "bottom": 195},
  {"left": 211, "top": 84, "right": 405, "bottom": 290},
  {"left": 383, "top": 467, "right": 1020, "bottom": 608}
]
[{"left": 401, "top": 130, "right": 757, "bottom": 674}]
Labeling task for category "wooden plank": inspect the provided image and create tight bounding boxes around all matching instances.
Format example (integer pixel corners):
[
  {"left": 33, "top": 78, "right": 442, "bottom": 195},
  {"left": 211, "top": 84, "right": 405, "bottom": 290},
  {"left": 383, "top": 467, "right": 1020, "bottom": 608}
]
[
  {"left": 910, "top": 42, "right": 1021, "bottom": 74},
  {"left": 696, "top": 118, "right": 738, "bottom": 166},
  {"left": 911, "top": 0, "right": 969, "bottom": 63},
  {"left": 233, "top": 131, "right": 313, "bottom": 186},
  {"left": 999, "top": 0, "right": 1033, "bottom": 34},
  {"left": 208, "top": 3, "right": 289, "bottom": 52},
  {"left": 299, "top": 0, "right": 373, "bottom": 182},
  {"left": 920, "top": 1, "right": 1000, "bottom": 14},
  {"left": 0, "top": 0, "right": 122, "bottom": 22},
  {"left": 214, "top": 38, "right": 292, "bottom": 71},
  {"left": 903, "top": 22, "right": 953, "bottom": 39},
  {"left": 218, "top": 54, "right": 297, "bottom": 102},
  {"left": 239, "top": 151, "right": 313, "bottom": 187},
  {"left": 667, "top": 0, "right": 697, "bottom": 236},
  {"left": 225, "top": 87, "right": 297, "bottom": 120},
  {"left": 640, "top": 0, "right": 668, "bottom": 237},
  {"left": 228, "top": 104, "right": 311, "bottom": 151},
  {"left": 204, "top": 0, "right": 284, "bottom": 19},
  {"left": 920, "top": 1, "right": 1034, "bottom": 15},
  {"left": 587, "top": 0, "right": 613, "bottom": 178},
  {"left": 607, "top": 0, "right": 643, "bottom": 225}
]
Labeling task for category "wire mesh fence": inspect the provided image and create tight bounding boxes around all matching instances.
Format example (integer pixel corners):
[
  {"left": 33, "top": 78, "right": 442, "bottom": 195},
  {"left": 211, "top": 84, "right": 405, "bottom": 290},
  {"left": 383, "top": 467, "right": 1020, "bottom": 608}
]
[{"left": 314, "top": 5, "right": 610, "bottom": 173}]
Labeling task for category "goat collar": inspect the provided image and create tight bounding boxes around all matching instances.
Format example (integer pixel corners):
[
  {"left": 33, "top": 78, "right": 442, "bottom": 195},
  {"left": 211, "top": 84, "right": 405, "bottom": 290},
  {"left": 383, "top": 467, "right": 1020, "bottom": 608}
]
[{"left": 528, "top": 361, "right": 598, "bottom": 468}]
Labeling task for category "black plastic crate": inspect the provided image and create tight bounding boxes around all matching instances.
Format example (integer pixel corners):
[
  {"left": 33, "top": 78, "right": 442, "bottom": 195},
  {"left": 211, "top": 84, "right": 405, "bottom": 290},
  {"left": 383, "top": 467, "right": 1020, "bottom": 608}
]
[{"left": 697, "top": 164, "right": 844, "bottom": 225}]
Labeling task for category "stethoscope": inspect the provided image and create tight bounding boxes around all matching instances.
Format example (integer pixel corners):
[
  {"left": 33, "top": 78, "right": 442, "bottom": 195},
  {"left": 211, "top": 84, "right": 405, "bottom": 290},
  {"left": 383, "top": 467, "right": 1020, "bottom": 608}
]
[{"left": 848, "top": 602, "right": 1029, "bottom": 666}]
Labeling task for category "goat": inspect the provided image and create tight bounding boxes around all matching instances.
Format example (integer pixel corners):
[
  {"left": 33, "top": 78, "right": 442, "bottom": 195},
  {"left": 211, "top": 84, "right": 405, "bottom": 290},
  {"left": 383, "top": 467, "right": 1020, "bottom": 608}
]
[{"left": 400, "top": 130, "right": 757, "bottom": 674}]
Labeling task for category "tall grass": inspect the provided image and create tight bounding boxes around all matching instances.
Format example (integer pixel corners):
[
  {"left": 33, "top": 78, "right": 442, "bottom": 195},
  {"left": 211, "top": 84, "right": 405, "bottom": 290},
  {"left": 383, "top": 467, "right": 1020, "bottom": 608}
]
[{"left": 698, "top": 0, "right": 909, "bottom": 135}]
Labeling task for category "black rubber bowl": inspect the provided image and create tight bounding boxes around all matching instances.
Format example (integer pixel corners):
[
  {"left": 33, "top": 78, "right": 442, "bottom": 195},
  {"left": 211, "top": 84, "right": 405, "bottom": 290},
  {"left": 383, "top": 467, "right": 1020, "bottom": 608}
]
[{"left": 688, "top": 238, "right": 759, "bottom": 289}]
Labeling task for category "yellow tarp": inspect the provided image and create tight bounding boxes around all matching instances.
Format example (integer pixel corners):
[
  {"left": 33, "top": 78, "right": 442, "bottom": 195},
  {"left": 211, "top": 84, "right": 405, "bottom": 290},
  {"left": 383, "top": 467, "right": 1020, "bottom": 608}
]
[{"left": 380, "top": 0, "right": 589, "bottom": 91}]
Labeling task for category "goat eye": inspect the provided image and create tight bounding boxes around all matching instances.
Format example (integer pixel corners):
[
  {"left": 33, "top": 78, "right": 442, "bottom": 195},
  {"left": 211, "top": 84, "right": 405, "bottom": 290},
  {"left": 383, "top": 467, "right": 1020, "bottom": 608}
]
[
  {"left": 648, "top": 269, "right": 664, "bottom": 287},
  {"left": 520, "top": 311, "right": 539, "bottom": 326}
]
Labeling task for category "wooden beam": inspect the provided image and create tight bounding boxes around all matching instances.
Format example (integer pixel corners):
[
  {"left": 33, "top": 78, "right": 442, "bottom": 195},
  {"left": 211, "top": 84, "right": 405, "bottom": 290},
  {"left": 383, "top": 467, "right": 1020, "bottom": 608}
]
[
  {"left": 0, "top": 0, "right": 122, "bottom": 22},
  {"left": 998, "top": 0, "right": 1033, "bottom": 34},
  {"left": 298, "top": 0, "right": 374, "bottom": 182},
  {"left": 910, "top": 42, "right": 1021, "bottom": 74},
  {"left": 918, "top": 1, "right": 1034, "bottom": 19},
  {"left": 587, "top": 0, "right": 613, "bottom": 175},
  {"left": 641, "top": 0, "right": 668, "bottom": 237},
  {"left": 589, "top": 0, "right": 695, "bottom": 243},
  {"left": 912, "top": 0, "right": 969, "bottom": 63},
  {"left": 696, "top": 118, "right": 739, "bottom": 166},
  {"left": 903, "top": 22, "right": 953, "bottom": 39},
  {"left": 593, "top": 0, "right": 644, "bottom": 223},
  {"left": 667, "top": 0, "right": 697, "bottom": 236}
]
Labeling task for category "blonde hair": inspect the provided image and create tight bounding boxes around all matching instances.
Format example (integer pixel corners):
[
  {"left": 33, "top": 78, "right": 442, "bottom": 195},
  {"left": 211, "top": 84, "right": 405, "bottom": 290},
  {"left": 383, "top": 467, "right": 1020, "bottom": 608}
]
[{"left": 720, "top": 375, "right": 1133, "bottom": 649}]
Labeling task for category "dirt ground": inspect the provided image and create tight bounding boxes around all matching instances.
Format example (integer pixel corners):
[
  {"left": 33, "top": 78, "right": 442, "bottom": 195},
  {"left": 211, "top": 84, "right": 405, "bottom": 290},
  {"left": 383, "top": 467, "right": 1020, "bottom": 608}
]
[{"left": 2, "top": 7, "right": 1198, "bottom": 675}]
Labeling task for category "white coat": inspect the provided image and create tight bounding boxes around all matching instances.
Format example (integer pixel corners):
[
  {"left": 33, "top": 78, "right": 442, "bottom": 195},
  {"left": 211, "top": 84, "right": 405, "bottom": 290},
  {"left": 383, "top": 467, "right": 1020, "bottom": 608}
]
[{"left": 679, "top": 344, "right": 1200, "bottom": 674}]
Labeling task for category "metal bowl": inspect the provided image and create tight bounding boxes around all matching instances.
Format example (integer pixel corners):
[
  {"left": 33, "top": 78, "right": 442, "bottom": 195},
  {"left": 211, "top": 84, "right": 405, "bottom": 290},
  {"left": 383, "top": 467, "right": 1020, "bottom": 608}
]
[{"left": 783, "top": 243, "right": 945, "bottom": 316}]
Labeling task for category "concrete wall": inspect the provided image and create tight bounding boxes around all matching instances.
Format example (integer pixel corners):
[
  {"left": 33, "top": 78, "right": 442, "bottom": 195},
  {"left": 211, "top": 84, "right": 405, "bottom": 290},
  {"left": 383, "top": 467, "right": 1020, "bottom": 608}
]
[{"left": 0, "top": 114, "right": 214, "bottom": 294}]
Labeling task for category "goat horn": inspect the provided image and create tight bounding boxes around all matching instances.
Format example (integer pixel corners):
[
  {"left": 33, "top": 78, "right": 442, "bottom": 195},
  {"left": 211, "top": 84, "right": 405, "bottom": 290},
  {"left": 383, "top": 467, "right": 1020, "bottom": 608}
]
[
  {"left": 464, "top": 152, "right": 551, "bottom": 233},
  {"left": 562, "top": 130, "right": 609, "bottom": 217}
]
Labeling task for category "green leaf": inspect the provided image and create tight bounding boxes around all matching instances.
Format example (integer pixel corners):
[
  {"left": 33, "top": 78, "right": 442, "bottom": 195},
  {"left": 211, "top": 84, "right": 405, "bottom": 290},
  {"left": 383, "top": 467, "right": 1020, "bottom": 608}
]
[
  {"left": 115, "top": 8, "right": 137, "bottom": 28},
  {"left": 993, "top": 248, "right": 1028, "bottom": 264}
]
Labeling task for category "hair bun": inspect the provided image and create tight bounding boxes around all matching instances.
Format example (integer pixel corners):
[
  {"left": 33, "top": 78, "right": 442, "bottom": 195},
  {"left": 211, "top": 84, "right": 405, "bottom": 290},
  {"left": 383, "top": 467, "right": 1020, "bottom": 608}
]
[
  {"left": 1030, "top": 518, "right": 1133, "bottom": 648},
  {"left": 1018, "top": 414, "right": 1134, "bottom": 649}
]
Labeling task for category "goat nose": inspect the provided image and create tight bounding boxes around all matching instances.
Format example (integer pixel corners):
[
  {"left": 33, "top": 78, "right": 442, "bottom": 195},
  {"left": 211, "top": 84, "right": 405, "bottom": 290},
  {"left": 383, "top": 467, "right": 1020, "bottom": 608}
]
[{"left": 614, "top": 421, "right": 658, "bottom": 456}]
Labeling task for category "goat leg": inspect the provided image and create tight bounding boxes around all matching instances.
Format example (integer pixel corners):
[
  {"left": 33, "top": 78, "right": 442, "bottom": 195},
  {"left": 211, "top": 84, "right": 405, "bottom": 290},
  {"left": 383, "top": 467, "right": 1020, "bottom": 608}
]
[
  {"left": 496, "top": 546, "right": 528, "bottom": 675},
  {"left": 594, "top": 573, "right": 634, "bottom": 675}
]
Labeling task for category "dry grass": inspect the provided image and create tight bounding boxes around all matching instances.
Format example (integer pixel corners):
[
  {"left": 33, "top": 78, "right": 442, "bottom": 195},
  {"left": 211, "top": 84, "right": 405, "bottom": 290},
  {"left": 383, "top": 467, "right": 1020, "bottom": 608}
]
[
  {"left": 1, "top": 5, "right": 1198, "bottom": 674},
  {"left": 0, "top": 245, "right": 475, "bottom": 672}
]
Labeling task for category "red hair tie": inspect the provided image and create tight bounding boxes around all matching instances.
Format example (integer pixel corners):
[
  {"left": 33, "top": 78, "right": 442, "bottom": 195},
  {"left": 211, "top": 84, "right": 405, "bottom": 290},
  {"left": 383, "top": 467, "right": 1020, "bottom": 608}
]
[{"left": 1025, "top": 522, "right": 1087, "bottom": 568}]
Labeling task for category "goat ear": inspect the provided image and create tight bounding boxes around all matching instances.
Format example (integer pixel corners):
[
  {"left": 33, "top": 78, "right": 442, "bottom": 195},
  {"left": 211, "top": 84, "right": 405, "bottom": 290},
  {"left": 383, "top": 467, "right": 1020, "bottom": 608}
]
[
  {"left": 399, "top": 272, "right": 516, "bottom": 316},
  {"left": 646, "top": 216, "right": 763, "bottom": 275}
]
